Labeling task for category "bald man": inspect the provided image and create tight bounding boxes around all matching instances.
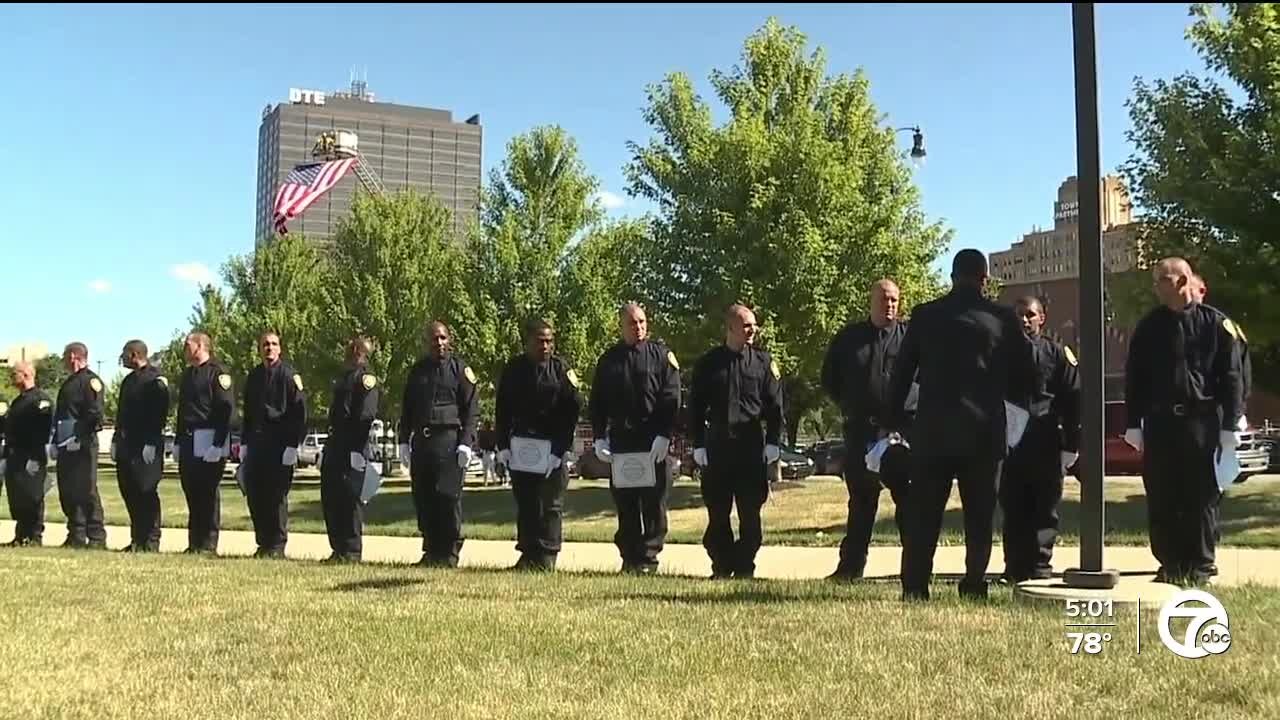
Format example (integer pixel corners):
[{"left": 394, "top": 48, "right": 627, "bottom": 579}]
[
  {"left": 2, "top": 362, "right": 54, "bottom": 546},
  {"left": 820, "top": 279, "right": 914, "bottom": 580},
  {"left": 688, "top": 304, "right": 784, "bottom": 578},
  {"left": 1125, "top": 257, "right": 1245, "bottom": 585}
]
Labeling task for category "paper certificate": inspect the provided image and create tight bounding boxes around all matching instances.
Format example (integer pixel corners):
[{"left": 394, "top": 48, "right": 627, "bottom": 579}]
[
  {"left": 1005, "top": 402, "right": 1030, "bottom": 448},
  {"left": 360, "top": 464, "right": 384, "bottom": 504},
  {"left": 55, "top": 419, "right": 77, "bottom": 446},
  {"left": 194, "top": 429, "right": 221, "bottom": 458},
  {"left": 611, "top": 452, "right": 657, "bottom": 489},
  {"left": 510, "top": 436, "right": 553, "bottom": 475}
]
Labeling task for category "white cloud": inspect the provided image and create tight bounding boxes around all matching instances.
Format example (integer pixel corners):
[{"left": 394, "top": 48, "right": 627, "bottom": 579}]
[
  {"left": 87, "top": 279, "right": 112, "bottom": 294},
  {"left": 171, "top": 262, "right": 215, "bottom": 287},
  {"left": 594, "top": 190, "right": 626, "bottom": 211}
]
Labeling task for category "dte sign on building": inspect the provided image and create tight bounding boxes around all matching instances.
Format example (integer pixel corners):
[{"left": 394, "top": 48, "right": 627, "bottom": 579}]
[{"left": 288, "top": 88, "right": 326, "bottom": 105}]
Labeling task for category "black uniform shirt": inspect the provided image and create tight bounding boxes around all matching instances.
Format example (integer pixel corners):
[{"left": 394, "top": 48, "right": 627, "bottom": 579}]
[
  {"left": 116, "top": 365, "right": 171, "bottom": 449},
  {"left": 1027, "top": 334, "right": 1081, "bottom": 452},
  {"left": 495, "top": 354, "right": 583, "bottom": 456},
  {"left": 821, "top": 319, "right": 908, "bottom": 422},
  {"left": 399, "top": 353, "right": 480, "bottom": 449},
  {"left": 327, "top": 365, "right": 380, "bottom": 456},
  {"left": 1125, "top": 302, "right": 1244, "bottom": 432},
  {"left": 589, "top": 339, "right": 681, "bottom": 453},
  {"left": 243, "top": 360, "right": 308, "bottom": 448},
  {"left": 2, "top": 388, "right": 54, "bottom": 461},
  {"left": 178, "top": 360, "right": 236, "bottom": 446},
  {"left": 688, "top": 344, "right": 783, "bottom": 447},
  {"left": 55, "top": 367, "right": 105, "bottom": 443}
]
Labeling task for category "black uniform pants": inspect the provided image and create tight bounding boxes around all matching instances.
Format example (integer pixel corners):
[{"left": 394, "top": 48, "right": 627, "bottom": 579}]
[
  {"left": 511, "top": 465, "right": 569, "bottom": 567},
  {"left": 836, "top": 423, "right": 910, "bottom": 576},
  {"left": 610, "top": 458, "right": 673, "bottom": 570},
  {"left": 178, "top": 435, "right": 224, "bottom": 553},
  {"left": 902, "top": 453, "right": 1001, "bottom": 598},
  {"left": 5, "top": 458, "right": 47, "bottom": 542},
  {"left": 702, "top": 433, "right": 769, "bottom": 576},
  {"left": 410, "top": 430, "right": 465, "bottom": 566},
  {"left": 244, "top": 443, "right": 295, "bottom": 553},
  {"left": 999, "top": 419, "right": 1065, "bottom": 580},
  {"left": 57, "top": 440, "right": 105, "bottom": 546},
  {"left": 118, "top": 446, "right": 164, "bottom": 551},
  {"left": 320, "top": 450, "right": 365, "bottom": 558},
  {"left": 1142, "top": 412, "right": 1220, "bottom": 582}
]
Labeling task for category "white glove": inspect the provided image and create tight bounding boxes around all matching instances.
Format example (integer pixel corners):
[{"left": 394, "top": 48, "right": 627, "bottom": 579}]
[
  {"left": 26, "top": 459, "right": 40, "bottom": 475},
  {"left": 497, "top": 449, "right": 511, "bottom": 467},
  {"left": 65, "top": 437, "right": 81, "bottom": 453},
  {"left": 399, "top": 443, "right": 412, "bottom": 464},
  {"left": 1220, "top": 431, "right": 1242, "bottom": 451},
  {"left": 693, "top": 448, "right": 708, "bottom": 467},
  {"left": 282, "top": 447, "right": 299, "bottom": 466},
  {"left": 142, "top": 445, "right": 157, "bottom": 464},
  {"left": 1060, "top": 451, "right": 1079, "bottom": 474},
  {"left": 456, "top": 445, "right": 473, "bottom": 469},
  {"left": 110, "top": 443, "right": 118, "bottom": 462},
  {"left": 546, "top": 454, "right": 562, "bottom": 477},
  {"left": 594, "top": 438, "right": 613, "bottom": 464},
  {"left": 764, "top": 444, "right": 781, "bottom": 464},
  {"left": 1123, "top": 428, "right": 1143, "bottom": 452},
  {"left": 349, "top": 452, "right": 367, "bottom": 471},
  {"left": 1236, "top": 416, "right": 1249, "bottom": 432},
  {"left": 649, "top": 436, "right": 671, "bottom": 464},
  {"left": 202, "top": 445, "right": 223, "bottom": 463}
]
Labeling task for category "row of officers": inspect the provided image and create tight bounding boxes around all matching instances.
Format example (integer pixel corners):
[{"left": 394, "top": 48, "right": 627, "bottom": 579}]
[{"left": 0, "top": 248, "right": 1249, "bottom": 595}]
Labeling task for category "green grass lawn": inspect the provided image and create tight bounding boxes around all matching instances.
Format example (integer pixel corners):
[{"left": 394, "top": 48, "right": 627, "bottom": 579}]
[
  {"left": 0, "top": 549, "right": 1275, "bottom": 719},
  {"left": 7, "top": 466, "right": 1280, "bottom": 547}
]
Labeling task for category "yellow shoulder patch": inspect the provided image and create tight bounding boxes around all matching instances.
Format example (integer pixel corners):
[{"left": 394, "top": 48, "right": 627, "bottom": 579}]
[
  {"left": 0, "top": 401, "right": 8, "bottom": 416},
  {"left": 667, "top": 351, "right": 680, "bottom": 370},
  {"left": 463, "top": 366, "right": 477, "bottom": 384},
  {"left": 1064, "top": 346, "right": 1078, "bottom": 366},
  {"left": 362, "top": 374, "right": 378, "bottom": 390},
  {"left": 566, "top": 369, "right": 580, "bottom": 388},
  {"left": 1223, "top": 318, "right": 1240, "bottom": 341},
  {"left": 770, "top": 359, "right": 781, "bottom": 379},
  {"left": 38, "top": 400, "right": 51, "bottom": 411},
  {"left": 89, "top": 377, "right": 103, "bottom": 394},
  {"left": 217, "top": 374, "right": 232, "bottom": 391},
  {"left": 157, "top": 376, "right": 169, "bottom": 387},
  {"left": 293, "top": 374, "right": 305, "bottom": 391}
]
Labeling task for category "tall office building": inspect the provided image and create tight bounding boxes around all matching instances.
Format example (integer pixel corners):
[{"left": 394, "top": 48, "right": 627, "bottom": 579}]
[{"left": 255, "top": 80, "right": 482, "bottom": 245}]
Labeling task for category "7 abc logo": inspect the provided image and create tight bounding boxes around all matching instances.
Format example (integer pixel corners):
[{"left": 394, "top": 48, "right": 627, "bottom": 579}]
[{"left": 1158, "top": 589, "right": 1232, "bottom": 659}]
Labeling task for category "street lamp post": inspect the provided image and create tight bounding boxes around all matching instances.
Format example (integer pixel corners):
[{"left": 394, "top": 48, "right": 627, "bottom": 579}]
[
  {"left": 1064, "top": 2, "right": 1119, "bottom": 590},
  {"left": 895, "top": 126, "right": 927, "bottom": 165}
]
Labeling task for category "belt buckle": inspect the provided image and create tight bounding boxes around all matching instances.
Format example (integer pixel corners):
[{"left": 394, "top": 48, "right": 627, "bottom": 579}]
[
  {"left": 420, "top": 427, "right": 433, "bottom": 439},
  {"left": 1171, "top": 404, "right": 1187, "bottom": 416}
]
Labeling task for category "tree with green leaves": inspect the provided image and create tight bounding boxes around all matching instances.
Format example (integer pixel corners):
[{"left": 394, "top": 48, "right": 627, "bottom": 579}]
[
  {"left": 1122, "top": 2, "right": 1280, "bottom": 390},
  {"left": 625, "top": 18, "right": 949, "bottom": 443}
]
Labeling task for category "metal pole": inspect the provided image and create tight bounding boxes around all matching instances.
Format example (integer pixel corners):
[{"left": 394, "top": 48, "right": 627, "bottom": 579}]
[{"left": 1065, "top": 2, "right": 1118, "bottom": 589}]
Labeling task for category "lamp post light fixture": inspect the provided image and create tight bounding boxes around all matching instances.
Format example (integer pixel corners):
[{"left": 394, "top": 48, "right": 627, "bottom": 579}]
[{"left": 895, "top": 126, "right": 927, "bottom": 167}]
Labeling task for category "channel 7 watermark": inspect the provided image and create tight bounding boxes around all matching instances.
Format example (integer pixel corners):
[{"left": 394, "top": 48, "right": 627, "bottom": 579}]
[{"left": 1063, "top": 589, "right": 1232, "bottom": 658}]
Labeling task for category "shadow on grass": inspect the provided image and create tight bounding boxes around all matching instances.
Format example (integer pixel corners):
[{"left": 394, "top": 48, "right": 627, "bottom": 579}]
[{"left": 330, "top": 577, "right": 427, "bottom": 592}]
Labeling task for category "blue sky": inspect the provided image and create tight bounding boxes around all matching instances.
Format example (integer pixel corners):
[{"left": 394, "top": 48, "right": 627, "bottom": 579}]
[{"left": 1, "top": 3, "right": 1209, "bottom": 380}]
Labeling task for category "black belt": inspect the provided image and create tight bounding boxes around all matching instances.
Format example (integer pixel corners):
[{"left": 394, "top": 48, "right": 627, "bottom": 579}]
[
  {"left": 416, "top": 425, "right": 459, "bottom": 438},
  {"left": 711, "top": 421, "right": 761, "bottom": 439},
  {"left": 1155, "top": 402, "right": 1215, "bottom": 417}
]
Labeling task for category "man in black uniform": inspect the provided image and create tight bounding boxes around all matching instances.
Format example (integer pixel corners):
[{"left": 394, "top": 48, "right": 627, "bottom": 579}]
[
  {"left": 2, "top": 362, "right": 54, "bottom": 546},
  {"left": 887, "top": 250, "right": 1035, "bottom": 600},
  {"left": 688, "top": 304, "right": 784, "bottom": 579},
  {"left": 398, "top": 321, "right": 479, "bottom": 568},
  {"left": 1124, "top": 257, "right": 1244, "bottom": 586},
  {"left": 821, "top": 279, "right": 913, "bottom": 580},
  {"left": 495, "top": 319, "right": 582, "bottom": 571},
  {"left": 52, "top": 342, "right": 107, "bottom": 549},
  {"left": 1193, "top": 275, "right": 1252, "bottom": 418},
  {"left": 112, "top": 339, "right": 172, "bottom": 552},
  {"left": 241, "top": 332, "right": 307, "bottom": 558},
  {"left": 589, "top": 303, "right": 681, "bottom": 574},
  {"left": 177, "top": 332, "right": 235, "bottom": 555},
  {"left": 999, "top": 297, "right": 1080, "bottom": 583},
  {"left": 321, "top": 336, "right": 381, "bottom": 563}
]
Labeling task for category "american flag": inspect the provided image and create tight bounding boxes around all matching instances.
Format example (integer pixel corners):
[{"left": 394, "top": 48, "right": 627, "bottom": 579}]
[{"left": 272, "top": 158, "right": 358, "bottom": 234}]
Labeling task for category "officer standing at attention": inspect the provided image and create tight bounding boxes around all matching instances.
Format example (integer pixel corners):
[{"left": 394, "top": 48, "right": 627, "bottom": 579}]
[
  {"left": 112, "top": 339, "right": 172, "bottom": 553},
  {"left": 998, "top": 297, "right": 1080, "bottom": 583},
  {"left": 398, "top": 321, "right": 480, "bottom": 568},
  {"left": 320, "top": 336, "right": 381, "bottom": 563},
  {"left": 52, "top": 342, "right": 107, "bottom": 549},
  {"left": 589, "top": 303, "right": 681, "bottom": 574},
  {"left": 688, "top": 304, "right": 784, "bottom": 579},
  {"left": 241, "top": 331, "right": 307, "bottom": 559},
  {"left": 820, "top": 279, "right": 913, "bottom": 580},
  {"left": 1192, "top": 274, "right": 1252, "bottom": 419},
  {"left": 1124, "top": 257, "right": 1244, "bottom": 586},
  {"left": 494, "top": 319, "right": 583, "bottom": 571},
  {"left": 886, "top": 250, "right": 1035, "bottom": 601},
  {"left": 177, "top": 332, "right": 235, "bottom": 555},
  {"left": 1, "top": 362, "right": 54, "bottom": 546}
]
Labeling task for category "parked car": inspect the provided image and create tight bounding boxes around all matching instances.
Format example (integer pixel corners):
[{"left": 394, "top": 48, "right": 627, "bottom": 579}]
[
  {"left": 229, "top": 433, "right": 242, "bottom": 463},
  {"left": 777, "top": 445, "right": 816, "bottom": 480},
  {"left": 298, "top": 433, "right": 328, "bottom": 467},
  {"left": 805, "top": 440, "right": 846, "bottom": 476}
]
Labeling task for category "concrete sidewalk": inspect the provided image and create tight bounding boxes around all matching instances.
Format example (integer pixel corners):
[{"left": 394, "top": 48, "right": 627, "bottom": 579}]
[{"left": 4, "top": 520, "right": 1278, "bottom": 587}]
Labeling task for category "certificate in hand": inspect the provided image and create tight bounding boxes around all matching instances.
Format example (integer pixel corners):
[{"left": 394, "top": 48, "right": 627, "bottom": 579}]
[
  {"left": 611, "top": 452, "right": 656, "bottom": 489},
  {"left": 510, "top": 436, "right": 553, "bottom": 475}
]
